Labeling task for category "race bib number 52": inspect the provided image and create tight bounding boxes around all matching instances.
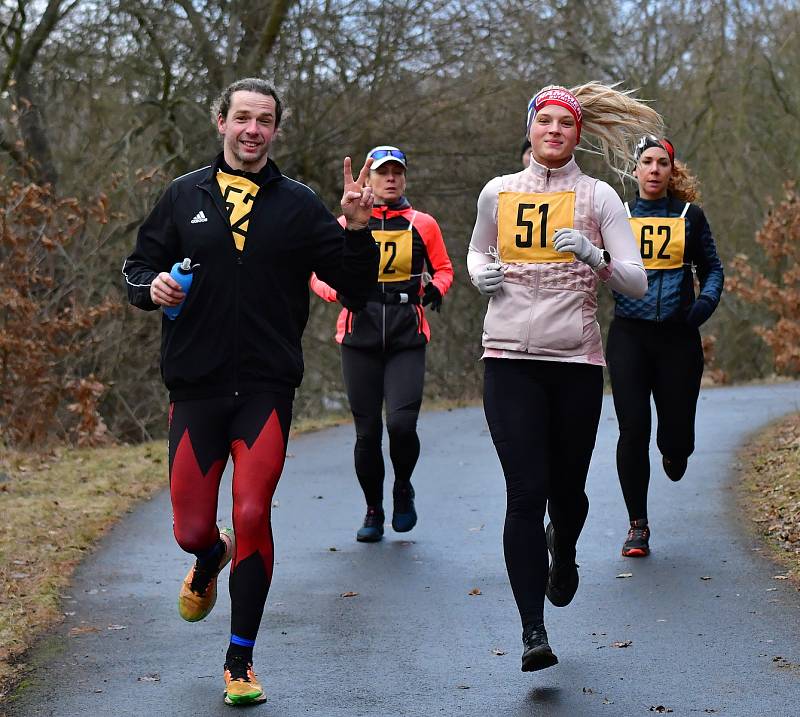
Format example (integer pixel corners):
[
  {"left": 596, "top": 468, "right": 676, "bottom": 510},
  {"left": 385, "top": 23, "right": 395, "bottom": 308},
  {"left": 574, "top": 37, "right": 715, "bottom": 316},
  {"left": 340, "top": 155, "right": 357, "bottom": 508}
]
[{"left": 497, "top": 191, "right": 576, "bottom": 263}]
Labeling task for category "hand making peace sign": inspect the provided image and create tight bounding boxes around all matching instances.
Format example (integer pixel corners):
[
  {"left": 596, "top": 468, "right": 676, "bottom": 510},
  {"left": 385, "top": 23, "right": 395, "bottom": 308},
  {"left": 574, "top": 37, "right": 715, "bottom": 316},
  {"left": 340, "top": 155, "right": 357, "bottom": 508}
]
[{"left": 340, "top": 156, "right": 375, "bottom": 229}]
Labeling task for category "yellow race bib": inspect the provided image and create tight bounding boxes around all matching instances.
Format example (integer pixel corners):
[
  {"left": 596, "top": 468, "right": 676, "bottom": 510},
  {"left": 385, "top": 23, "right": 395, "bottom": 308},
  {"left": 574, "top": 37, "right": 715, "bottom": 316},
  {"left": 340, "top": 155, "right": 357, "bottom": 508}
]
[
  {"left": 497, "top": 191, "right": 576, "bottom": 264},
  {"left": 216, "top": 171, "right": 260, "bottom": 251},
  {"left": 628, "top": 217, "right": 685, "bottom": 270},
  {"left": 373, "top": 229, "right": 413, "bottom": 282}
]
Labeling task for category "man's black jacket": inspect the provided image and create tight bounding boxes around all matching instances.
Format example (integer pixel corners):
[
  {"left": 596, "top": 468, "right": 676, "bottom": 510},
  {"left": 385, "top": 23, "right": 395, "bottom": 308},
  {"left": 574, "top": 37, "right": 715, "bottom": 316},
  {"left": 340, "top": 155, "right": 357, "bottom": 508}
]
[{"left": 123, "top": 154, "right": 378, "bottom": 401}]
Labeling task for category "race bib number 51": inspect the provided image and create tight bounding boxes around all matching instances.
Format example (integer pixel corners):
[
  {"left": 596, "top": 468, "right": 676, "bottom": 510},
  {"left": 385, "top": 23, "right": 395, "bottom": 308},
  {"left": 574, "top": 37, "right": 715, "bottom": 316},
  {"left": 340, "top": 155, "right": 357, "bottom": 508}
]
[{"left": 497, "top": 191, "right": 576, "bottom": 264}]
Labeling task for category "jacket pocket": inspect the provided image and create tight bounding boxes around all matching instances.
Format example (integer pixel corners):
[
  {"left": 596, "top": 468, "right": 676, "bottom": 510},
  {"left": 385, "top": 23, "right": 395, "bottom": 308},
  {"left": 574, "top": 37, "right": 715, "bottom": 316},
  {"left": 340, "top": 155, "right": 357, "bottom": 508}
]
[
  {"left": 482, "top": 279, "right": 534, "bottom": 350},
  {"left": 528, "top": 287, "right": 584, "bottom": 351}
]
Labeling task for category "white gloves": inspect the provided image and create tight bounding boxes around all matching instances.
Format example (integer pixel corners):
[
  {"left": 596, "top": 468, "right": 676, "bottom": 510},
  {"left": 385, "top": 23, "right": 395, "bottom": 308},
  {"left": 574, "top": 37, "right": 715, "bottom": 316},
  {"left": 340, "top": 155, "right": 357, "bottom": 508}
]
[
  {"left": 553, "top": 228, "right": 603, "bottom": 268},
  {"left": 472, "top": 263, "right": 504, "bottom": 296}
]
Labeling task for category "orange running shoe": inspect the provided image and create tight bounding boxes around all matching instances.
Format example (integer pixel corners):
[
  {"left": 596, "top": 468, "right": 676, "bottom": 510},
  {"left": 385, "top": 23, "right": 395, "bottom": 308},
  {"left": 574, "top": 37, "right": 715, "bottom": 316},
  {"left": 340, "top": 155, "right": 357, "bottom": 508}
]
[
  {"left": 621, "top": 519, "right": 650, "bottom": 557},
  {"left": 178, "top": 527, "right": 234, "bottom": 622},
  {"left": 224, "top": 656, "right": 267, "bottom": 705}
]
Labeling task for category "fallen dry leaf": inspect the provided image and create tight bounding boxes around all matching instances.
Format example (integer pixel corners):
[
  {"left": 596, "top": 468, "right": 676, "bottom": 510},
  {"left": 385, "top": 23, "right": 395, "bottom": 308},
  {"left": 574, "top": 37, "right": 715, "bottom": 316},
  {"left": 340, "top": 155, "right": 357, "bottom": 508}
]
[
  {"left": 468, "top": 588, "right": 482, "bottom": 596},
  {"left": 616, "top": 572, "right": 633, "bottom": 579},
  {"left": 490, "top": 648, "right": 506, "bottom": 656},
  {"left": 648, "top": 707, "right": 673, "bottom": 713},
  {"left": 456, "top": 684, "right": 470, "bottom": 689},
  {"left": 468, "top": 525, "right": 485, "bottom": 532},
  {"left": 773, "top": 575, "right": 789, "bottom": 580},
  {"left": 137, "top": 673, "right": 160, "bottom": 682},
  {"left": 107, "top": 624, "right": 127, "bottom": 630},
  {"left": 340, "top": 591, "right": 359, "bottom": 598},
  {"left": 69, "top": 625, "right": 100, "bottom": 636},
  {"left": 611, "top": 640, "right": 632, "bottom": 648},
  {"left": 700, "top": 576, "right": 712, "bottom": 581}
]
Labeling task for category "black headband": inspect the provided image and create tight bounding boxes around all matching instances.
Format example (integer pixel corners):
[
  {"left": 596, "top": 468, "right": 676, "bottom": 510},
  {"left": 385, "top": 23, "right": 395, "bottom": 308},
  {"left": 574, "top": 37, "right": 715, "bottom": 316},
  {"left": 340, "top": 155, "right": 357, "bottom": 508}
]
[{"left": 634, "top": 135, "right": 675, "bottom": 165}]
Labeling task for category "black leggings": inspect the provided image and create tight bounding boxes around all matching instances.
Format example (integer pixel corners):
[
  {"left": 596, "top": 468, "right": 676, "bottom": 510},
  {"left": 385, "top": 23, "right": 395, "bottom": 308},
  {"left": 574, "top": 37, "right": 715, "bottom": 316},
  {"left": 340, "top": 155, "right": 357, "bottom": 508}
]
[
  {"left": 607, "top": 317, "right": 704, "bottom": 521},
  {"left": 483, "top": 358, "right": 603, "bottom": 626},
  {"left": 341, "top": 344, "right": 426, "bottom": 507},
  {"left": 168, "top": 392, "right": 292, "bottom": 644}
]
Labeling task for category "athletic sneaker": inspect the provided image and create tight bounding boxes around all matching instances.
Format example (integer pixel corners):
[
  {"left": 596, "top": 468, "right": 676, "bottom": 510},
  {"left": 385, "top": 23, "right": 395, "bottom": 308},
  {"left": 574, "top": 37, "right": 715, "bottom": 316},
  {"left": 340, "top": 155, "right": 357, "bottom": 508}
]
[
  {"left": 392, "top": 482, "right": 417, "bottom": 532},
  {"left": 622, "top": 519, "right": 650, "bottom": 557},
  {"left": 224, "top": 655, "right": 267, "bottom": 705},
  {"left": 544, "top": 522, "right": 579, "bottom": 607},
  {"left": 662, "top": 454, "right": 688, "bottom": 482},
  {"left": 178, "top": 527, "right": 235, "bottom": 622},
  {"left": 521, "top": 621, "right": 558, "bottom": 672},
  {"left": 356, "top": 506, "right": 384, "bottom": 542}
]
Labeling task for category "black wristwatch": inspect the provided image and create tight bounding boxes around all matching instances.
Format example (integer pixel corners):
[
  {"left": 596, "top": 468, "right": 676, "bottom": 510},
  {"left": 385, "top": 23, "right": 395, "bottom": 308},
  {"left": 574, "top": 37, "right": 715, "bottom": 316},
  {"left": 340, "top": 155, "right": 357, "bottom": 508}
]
[{"left": 593, "top": 249, "right": 611, "bottom": 272}]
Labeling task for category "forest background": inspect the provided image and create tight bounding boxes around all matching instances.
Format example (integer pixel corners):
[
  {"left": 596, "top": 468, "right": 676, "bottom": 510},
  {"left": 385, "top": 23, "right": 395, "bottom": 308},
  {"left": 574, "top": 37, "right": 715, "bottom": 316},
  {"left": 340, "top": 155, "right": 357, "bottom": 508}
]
[{"left": 1, "top": 0, "right": 799, "bottom": 447}]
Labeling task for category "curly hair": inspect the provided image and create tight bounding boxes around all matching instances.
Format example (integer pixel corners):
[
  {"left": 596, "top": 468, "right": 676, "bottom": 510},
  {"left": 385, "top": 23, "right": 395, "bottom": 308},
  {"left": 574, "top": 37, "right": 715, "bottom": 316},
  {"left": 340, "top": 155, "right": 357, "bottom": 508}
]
[
  {"left": 667, "top": 159, "right": 701, "bottom": 203},
  {"left": 564, "top": 81, "right": 664, "bottom": 176}
]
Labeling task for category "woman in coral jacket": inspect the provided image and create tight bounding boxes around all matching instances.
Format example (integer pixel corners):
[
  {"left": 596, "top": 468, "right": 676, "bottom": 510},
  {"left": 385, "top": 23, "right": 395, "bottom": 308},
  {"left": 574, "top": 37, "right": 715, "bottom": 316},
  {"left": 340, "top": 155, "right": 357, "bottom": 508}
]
[
  {"left": 311, "top": 145, "right": 453, "bottom": 543},
  {"left": 468, "top": 83, "right": 660, "bottom": 672},
  {"left": 608, "top": 136, "right": 724, "bottom": 559}
]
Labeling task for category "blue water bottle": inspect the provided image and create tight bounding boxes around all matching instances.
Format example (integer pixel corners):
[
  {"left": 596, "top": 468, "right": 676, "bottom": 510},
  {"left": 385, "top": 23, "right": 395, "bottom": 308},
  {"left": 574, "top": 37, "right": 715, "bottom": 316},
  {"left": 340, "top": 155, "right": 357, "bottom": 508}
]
[{"left": 163, "top": 258, "right": 195, "bottom": 320}]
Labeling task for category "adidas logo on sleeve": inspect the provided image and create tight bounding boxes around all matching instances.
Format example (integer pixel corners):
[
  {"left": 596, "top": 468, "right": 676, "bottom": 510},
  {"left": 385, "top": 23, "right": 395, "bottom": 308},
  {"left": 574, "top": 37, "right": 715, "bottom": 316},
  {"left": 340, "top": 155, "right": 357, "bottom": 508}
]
[{"left": 190, "top": 210, "right": 208, "bottom": 224}]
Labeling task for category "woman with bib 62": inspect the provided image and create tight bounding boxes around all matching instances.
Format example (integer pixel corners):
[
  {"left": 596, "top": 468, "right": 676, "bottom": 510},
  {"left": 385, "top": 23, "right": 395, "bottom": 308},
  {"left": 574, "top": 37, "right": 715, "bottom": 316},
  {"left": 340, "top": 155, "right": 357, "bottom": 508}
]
[
  {"left": 468, "top": 83, "right": 659, "bottom": 671},
  {"left": 608, "top": 136, "right": 724, "bottom": 559},
  {"left": 311, "top": 146, "right": 453, "bottom": 542}
]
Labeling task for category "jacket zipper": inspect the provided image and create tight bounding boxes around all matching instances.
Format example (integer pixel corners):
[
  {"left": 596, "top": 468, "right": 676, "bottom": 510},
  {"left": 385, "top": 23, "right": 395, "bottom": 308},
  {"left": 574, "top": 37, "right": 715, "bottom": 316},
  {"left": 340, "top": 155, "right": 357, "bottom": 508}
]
[
  {"left": 655, "top": 272, "right": 664, "bottom": 322},
  {"left": 199, "top": 183, "right": 243, "bottom": 396},
  {"left": 380, "top": 207, "right": 386, "bottom": 351},
  {"left": 545, "top": 169, "right": 551, "bottom": 190}
]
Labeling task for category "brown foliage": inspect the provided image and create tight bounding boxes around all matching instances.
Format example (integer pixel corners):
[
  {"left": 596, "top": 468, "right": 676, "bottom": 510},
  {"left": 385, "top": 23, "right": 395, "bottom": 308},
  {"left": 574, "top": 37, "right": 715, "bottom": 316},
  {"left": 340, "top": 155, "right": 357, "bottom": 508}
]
[
  {"left": 728, "top": 182, "right": 800, "bottom": 375},
  {"left": 0, "top": 182, "right": 118, "bottom": 446}
]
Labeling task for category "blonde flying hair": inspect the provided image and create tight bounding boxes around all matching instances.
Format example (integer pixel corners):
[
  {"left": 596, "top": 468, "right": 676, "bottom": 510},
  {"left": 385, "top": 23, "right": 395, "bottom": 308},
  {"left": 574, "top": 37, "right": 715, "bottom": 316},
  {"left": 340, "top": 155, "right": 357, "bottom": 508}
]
[{"left": 562, "top": 81, "right": 664, "bottom": 177}]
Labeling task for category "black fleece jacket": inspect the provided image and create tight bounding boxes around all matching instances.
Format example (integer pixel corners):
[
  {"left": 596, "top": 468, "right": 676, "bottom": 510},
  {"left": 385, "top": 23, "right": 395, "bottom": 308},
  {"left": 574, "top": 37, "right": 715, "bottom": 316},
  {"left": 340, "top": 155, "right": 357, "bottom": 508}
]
[{"left": 123, "top": 153, "right": 378, "bottom": 401}]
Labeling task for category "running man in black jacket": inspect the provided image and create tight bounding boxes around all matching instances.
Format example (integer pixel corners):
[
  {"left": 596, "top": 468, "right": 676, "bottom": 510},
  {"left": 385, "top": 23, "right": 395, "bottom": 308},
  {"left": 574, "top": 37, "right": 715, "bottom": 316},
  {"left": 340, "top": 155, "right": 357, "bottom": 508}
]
[{"left": 122, "top": 77, "right": 378, "bottom": 706}]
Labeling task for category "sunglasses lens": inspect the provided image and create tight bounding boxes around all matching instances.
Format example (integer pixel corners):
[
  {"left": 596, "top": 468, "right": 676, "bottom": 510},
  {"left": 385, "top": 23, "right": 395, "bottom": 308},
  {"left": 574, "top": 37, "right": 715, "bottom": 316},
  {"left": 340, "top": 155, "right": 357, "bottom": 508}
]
[{"left": 369, "top": 149, "right": 406, "bottom": 162}]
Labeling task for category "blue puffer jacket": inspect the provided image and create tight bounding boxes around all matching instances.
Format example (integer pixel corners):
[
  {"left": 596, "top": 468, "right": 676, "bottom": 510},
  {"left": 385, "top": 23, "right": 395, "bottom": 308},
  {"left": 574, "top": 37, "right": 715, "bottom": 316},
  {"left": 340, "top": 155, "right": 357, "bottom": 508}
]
[{"left": 613, "top": 195, "right": 724, "bottom": 323}]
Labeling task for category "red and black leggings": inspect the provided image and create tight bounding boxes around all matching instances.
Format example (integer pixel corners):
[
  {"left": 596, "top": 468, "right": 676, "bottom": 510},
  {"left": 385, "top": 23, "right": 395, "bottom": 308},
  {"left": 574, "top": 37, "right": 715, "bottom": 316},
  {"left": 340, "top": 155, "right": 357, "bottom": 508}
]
[{"left": 168, "top": 391, "right": 292, "bottom": 644}]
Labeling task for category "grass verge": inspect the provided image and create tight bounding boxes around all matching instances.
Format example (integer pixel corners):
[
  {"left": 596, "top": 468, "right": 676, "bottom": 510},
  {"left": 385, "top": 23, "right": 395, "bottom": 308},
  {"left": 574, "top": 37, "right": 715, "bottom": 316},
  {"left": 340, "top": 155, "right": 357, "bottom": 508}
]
[
  {"left": 736, "top": 412, "right": 800, "bottom": 586},
  {"left": 0, "top": 442, "right": 169, "bottom": 701}
]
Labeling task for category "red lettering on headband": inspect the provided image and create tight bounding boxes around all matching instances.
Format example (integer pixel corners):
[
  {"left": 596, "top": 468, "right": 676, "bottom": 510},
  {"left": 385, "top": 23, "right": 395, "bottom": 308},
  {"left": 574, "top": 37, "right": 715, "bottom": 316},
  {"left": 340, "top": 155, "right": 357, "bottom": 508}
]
[{"left": 531, "top": 87, "right": 583, "bottom": 140}]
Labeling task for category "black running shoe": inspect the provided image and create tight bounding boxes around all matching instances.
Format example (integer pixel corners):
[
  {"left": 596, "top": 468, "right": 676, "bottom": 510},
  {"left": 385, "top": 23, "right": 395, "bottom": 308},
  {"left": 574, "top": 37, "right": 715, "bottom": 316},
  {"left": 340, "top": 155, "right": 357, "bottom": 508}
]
[
  {"left": 521, "top": 621, "right": 558, "bottom": 672},
  {"left": 392, "top": 482, "right": 417, "bottom": 532},
  {"left": 621, "top": 518, "right": 650, "bottom": 557},
  {"left": 356, "top": 506, "right": 384, "bottom": 542},
  {"left": 662, "top": 454, "right": 688, "bottom": 481},
  {"left": 545, "top": 522, "right": 579, "bottom": 607}
]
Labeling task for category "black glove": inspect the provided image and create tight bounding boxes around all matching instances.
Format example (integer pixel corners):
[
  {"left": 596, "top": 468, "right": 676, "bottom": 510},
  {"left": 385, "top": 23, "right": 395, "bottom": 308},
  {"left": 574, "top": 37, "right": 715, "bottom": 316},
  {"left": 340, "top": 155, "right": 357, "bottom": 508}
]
[
  {"left": 686, "top": 295, "right": 714, "bottom": 328},
  {"left": 338, "top": 294, "right": 365, "bottom": 312},
  {"left": 421, "top": 283, "right": 442, "bottom": 312}
]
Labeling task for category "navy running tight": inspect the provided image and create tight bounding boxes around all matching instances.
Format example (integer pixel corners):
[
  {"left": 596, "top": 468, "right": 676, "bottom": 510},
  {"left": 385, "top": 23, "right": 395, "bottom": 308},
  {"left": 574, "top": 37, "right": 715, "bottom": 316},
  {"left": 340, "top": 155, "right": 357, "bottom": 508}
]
[
  {"left": 340, "top": 345, "right": 426, "bottom": 508},
  {"left": 607, "top": 317, "right": 704, "bottom": 521},
  {"left": 483, "top": 358, "right": 603, "bottom": 626}
]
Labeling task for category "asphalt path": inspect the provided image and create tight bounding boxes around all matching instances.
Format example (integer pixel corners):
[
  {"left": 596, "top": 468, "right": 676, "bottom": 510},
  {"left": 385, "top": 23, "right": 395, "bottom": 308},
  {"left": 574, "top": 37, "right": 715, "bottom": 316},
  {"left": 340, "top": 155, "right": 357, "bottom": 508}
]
[{"left": 9, "top": 383, "right": 800, "bottom": 716}]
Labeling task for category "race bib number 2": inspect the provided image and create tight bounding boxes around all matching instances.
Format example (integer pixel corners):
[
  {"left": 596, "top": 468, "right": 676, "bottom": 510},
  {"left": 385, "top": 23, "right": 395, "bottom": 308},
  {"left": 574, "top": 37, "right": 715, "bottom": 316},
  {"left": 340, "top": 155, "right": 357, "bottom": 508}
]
[
  {"left": 497, "top": 191, "right": 576, "bottom": 263},
  {"left": 372, "top": 229, "right": 413, "bottom": 282}
]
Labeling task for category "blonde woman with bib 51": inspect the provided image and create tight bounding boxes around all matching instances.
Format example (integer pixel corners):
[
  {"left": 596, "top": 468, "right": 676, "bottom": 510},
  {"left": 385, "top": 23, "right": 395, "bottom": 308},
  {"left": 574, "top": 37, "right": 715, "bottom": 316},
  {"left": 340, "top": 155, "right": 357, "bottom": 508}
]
[{"left": 468, "top": 83, "right": 660, "bottom": 671}]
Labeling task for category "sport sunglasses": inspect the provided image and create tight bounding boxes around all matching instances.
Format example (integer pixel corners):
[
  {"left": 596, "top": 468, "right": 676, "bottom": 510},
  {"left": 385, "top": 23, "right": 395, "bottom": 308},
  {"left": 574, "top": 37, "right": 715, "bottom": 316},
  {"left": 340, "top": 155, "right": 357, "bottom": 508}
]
[{"left": 368, "top": 149, "right": 407, "bottom": 163}]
